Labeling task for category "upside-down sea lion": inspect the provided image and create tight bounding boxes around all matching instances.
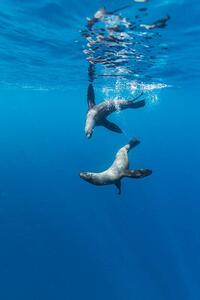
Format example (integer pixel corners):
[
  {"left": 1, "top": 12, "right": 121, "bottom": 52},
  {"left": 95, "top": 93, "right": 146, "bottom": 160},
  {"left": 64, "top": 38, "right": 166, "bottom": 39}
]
[{"left": 85, "top": 84, "right": 145, "bottom": 138}]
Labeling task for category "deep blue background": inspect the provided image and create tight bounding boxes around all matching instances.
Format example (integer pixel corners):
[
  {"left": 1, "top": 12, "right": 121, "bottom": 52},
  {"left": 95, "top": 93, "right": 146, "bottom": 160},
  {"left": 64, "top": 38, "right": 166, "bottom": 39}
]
[
  {"left": 0, "top": 86, "right": 200, "bottom": 300},
  {"left": 0, "top": 0, "right": 200, "bottom": 299}
]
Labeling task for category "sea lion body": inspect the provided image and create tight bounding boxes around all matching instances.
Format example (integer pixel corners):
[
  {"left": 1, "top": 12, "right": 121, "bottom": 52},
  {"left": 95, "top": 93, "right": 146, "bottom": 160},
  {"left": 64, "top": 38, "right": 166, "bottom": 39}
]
[
  {"left": 80, "top": 138, "right": 152, "bottom": 194},
  {"left": 87, "top": 145, "right": 129, "bottom": 186},
  {"left": 85, "top": 84, "right": 145, "bottom": 138}
]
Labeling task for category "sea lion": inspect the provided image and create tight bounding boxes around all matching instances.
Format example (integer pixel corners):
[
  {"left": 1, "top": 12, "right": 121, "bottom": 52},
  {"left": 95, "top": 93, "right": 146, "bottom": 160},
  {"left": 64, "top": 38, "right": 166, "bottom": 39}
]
[
  {"left": 85, "top": 84, "right": 145, "bottom": 138},
  {"left": 80, "top": 138, "right": 152, "bottom": 194}
]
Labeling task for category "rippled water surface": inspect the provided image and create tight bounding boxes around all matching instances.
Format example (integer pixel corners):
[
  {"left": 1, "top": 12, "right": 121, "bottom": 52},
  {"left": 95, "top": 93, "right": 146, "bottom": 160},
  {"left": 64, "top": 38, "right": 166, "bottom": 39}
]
[{"left": 0, "top": 0, "right": 199, "bottom": 89}]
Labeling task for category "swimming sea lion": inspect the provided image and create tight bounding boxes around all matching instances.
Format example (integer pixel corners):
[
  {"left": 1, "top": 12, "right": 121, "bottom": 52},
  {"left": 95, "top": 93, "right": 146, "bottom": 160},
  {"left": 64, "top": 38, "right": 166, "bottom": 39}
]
[
  {"left": 80, "top": 138, "right": 152, "bottom": 194},
  {"left": 85, "top": 84, "right": 145, "bottom": 138}
]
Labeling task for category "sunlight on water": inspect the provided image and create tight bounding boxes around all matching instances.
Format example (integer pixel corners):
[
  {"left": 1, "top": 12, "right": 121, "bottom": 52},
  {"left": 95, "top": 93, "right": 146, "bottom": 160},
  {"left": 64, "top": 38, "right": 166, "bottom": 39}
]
[
  {"left": 81, "top": 1, "right": 174, "bottom": 109},
  {"left": 0, "top": 0, "right": 199, "bottom": 89},
  {"left": 101, "top": 78, "right": 171, "bottom": 107}
]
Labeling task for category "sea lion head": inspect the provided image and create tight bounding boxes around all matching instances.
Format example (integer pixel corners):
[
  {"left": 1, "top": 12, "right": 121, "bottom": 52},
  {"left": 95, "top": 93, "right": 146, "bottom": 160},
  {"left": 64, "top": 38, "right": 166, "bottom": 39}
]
[
  {"left": 85, "top": 128, "right": 93, "bottom": 139},
  {"left": 85, "top": 109, "right": 96, "bottom": 139},
  {"left": 80, "top": 172, "right": 94, "bottom": 183},
  {"left": 85, "top": 118, "right": 94, "bottom": 138}
]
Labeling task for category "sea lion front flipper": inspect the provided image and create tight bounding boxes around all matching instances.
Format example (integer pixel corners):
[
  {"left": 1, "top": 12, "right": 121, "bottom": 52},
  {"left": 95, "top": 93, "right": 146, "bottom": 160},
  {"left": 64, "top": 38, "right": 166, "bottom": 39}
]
[
  {"left": 100, "top": 118, "right": 123, "bottom": 133},
  {"left": 115, "top": 181, "right": 121, "bottom": 195},
  {"left": 87, "top": 84, "right": 96, "bottom": 110},
  {"left": 123, "top": 169, "right": 152, "bottom": 178}
]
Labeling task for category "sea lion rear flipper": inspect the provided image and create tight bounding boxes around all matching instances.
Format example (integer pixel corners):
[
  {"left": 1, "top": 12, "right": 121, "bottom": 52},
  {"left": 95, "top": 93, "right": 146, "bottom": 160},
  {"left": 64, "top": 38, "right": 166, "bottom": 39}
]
[
  {"left": 132, "top": 91, "right": 144, "bottom": 102},
  {"left": 101, "top": 118, "right": 122, "bottom": 133},
  {"left": 115, "top": 181, "right": 121, "bottom": 195},
  {"left": 125, "top": 137, "right": 140, "bottom": 151},
  {"left": 130, "top": 100, "right": 145, "bottom": 108},
  {"left": 87, "top": 84, "right": 96, "bottom": 109},
  {"left": 123, "top": 169, "right": 152, "bottom": 178}
]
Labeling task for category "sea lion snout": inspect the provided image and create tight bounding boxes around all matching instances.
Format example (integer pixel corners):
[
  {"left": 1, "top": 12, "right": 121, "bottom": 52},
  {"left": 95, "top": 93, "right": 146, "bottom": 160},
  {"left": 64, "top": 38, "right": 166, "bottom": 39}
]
[
  {"left": 86, "top": 130, "right": 93, "bottom": 138},
  {"left": 85, "top": 117, "right": 94, "bottom": 138},
  {"left": 80, "top": 172, "right": 92, "bottom": 182}
]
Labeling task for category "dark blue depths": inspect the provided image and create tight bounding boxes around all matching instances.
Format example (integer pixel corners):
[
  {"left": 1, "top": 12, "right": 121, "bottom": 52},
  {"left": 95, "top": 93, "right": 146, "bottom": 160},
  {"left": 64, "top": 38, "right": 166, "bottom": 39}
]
[
  {"left": 0, "top": 87, "right": 200, "bottom": 300},
  {"left": 0, "top": 0, "right": 200, "bottom": 299}
]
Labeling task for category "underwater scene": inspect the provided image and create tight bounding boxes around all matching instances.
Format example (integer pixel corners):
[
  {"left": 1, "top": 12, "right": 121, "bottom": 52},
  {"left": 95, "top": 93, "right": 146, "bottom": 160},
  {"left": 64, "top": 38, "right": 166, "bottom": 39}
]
[{"left": 0, "top": 0, "right": 200, "bottom": 299}]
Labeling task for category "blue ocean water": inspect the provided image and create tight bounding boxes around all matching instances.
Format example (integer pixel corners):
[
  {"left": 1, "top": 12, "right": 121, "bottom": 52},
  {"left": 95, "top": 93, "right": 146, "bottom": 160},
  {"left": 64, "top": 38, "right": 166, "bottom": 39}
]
[{"left": 0, "top": 0, "right": 200, "bottom": 299}]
